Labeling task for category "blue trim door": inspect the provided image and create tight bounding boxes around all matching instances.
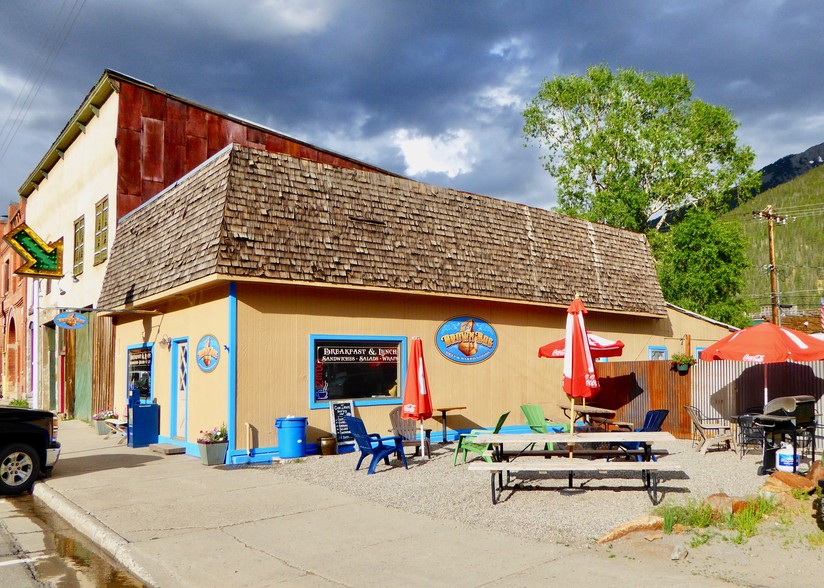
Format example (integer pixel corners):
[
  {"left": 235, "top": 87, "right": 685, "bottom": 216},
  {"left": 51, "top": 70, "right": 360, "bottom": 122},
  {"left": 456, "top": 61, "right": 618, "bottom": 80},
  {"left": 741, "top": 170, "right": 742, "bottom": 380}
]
[{"left": 170, "top": 339, "right": 189, "bottom": 441}]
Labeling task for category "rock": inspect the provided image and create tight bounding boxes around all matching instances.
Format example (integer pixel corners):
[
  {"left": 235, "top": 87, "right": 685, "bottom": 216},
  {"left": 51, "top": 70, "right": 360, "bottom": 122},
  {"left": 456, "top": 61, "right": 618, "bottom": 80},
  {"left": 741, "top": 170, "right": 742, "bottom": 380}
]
[
  {"left": 806, "top": 461, "right": 824, "bottom": 486},
  {"left": 670, "top": 544, "right": 689, "bottom": 560},
  {"left": 732, "top": 499, "right": 749, "bottom": 514},
  {"left": 704, "top": 492, "right": 735, "bottom": 516},
  {"left": 645, "top": 533, "right": 664, "bottom": 541},
  {"left": 761, "top": 471, "right": 815, "bottom": 495},
  {"left": 597, "top": 515, "right": 663, "bottom": 544}
]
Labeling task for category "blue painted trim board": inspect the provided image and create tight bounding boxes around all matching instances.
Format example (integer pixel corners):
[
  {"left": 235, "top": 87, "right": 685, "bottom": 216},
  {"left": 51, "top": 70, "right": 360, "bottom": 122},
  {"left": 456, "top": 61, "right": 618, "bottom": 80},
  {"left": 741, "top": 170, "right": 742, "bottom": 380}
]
[{"left": 228, "top": 283, "right": 238, "bottom": 454}]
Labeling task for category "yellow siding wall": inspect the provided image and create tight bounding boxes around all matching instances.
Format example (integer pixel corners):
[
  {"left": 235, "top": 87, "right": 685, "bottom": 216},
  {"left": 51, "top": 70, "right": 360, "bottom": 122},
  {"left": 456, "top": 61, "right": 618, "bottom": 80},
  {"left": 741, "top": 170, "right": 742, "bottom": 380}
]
[
  {"left": 236, "top": 283, "right": 688, "bottom": 445},
  {"left": 113, "top": 286, "right": 229, "bottom": 441},
  {"left": 112, "top": 280, "right": 735, "bottom": 452}
]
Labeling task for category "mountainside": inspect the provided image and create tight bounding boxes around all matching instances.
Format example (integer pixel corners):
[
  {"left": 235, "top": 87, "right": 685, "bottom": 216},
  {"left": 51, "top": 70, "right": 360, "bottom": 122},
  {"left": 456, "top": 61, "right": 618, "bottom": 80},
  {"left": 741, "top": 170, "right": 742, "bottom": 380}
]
[
  {"left": 722, "top": 163, "right": 824, "bottom": 320},
  {"left": 759, "top": 141, "right": 824, "bottom": 192}
]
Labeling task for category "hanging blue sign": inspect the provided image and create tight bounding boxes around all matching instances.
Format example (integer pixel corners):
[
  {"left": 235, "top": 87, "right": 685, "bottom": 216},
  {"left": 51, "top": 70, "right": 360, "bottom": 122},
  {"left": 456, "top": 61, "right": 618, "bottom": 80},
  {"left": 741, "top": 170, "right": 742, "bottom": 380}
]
[
  {"left": 435, "top": 316, "right": 498, "bottom": 364},
  {"left": 54, "top": 311, "right": 88, "bottom": 330},
  {"left": 196, "top": 334, "right": 220, "bottom": 372}
]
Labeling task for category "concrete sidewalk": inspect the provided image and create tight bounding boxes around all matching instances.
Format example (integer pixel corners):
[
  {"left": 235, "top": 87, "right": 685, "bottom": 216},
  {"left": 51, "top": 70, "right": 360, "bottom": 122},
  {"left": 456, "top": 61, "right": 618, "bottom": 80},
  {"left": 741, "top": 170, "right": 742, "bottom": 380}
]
[{"left": 34, "top": 420, "right": 734, "bottom": 587}]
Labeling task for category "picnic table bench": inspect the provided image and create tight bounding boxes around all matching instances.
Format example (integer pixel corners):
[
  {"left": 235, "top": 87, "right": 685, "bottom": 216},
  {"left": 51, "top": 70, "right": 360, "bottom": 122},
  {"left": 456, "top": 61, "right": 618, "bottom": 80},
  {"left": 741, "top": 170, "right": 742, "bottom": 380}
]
[{"left": 468, "top": 431, "right": 681, "bottom": 505}]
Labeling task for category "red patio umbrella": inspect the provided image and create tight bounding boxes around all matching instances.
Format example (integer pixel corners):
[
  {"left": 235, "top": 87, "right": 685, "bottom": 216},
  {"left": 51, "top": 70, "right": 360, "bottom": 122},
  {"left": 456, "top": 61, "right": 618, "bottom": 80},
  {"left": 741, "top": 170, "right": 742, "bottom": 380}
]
[
  {"left": 700, "top": 322, "right": 824, "bottom": 405},
  {"left": 402, "top": 338, "right": 434, "bottom": 460},
  {"left": 562, "top": 298, "right": 601, "bottom": 435},
  {"left": 539, "top": 333, "right": 624, "bottom": 359}
]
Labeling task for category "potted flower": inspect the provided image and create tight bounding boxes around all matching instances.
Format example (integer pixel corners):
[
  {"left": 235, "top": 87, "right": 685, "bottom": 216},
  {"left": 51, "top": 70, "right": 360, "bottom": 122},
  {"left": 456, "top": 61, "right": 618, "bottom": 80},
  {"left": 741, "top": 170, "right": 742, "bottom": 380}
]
[
  {"left": 92, "top": 409, "right": 118, "bottom": 434},
  {"left": 670, "top": 353, "right": 697, "bottom": 375},
  {"left": 197, "top": 423, "right": 228, "bottom": 465}
]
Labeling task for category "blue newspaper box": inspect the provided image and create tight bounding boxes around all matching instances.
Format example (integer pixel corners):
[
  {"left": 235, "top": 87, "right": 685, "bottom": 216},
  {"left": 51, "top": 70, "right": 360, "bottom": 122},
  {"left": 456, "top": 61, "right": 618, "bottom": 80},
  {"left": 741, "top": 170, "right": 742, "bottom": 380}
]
[{"left": 128, "top": 402, "right": 160, "bottom": 448}]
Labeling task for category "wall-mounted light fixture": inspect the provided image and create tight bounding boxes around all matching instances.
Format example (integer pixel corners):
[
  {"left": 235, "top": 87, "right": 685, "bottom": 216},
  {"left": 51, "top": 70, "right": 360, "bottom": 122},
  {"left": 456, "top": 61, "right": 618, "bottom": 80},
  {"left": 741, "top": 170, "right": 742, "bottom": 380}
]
[{"left": 159, "top": 335, "right": 172, "bottom": 349}]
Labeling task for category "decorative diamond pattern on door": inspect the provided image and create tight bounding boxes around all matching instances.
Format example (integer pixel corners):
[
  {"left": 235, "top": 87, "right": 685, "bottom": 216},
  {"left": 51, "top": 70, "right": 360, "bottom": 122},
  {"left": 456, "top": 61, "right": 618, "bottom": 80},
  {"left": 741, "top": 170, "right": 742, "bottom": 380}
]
[{"left": 175, "top": 342, "right": 189, "bottom": 440}]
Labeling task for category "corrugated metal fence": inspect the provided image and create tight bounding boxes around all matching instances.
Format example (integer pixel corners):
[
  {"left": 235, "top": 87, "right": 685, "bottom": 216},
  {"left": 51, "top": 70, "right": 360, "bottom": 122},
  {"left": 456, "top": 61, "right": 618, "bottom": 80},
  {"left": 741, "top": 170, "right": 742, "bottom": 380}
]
[{"left": 595, "top": 360, "right": 824, "bottom": 448}]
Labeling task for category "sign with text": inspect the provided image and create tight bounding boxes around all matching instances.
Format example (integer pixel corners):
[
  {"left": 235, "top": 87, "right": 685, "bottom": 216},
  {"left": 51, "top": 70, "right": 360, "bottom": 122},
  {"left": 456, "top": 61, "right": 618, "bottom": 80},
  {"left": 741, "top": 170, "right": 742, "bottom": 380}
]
[
  {"left": 329, "top": 400, "right": 355, "bottom": 445},
  {"left": 435, "top": 316, "right": 498, "bottom": 364}
]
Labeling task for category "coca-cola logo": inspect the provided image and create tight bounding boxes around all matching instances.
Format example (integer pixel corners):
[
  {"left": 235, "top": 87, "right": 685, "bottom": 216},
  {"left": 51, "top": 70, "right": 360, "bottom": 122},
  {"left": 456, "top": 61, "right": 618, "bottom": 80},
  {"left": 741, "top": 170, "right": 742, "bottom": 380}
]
[
  {"left": 742, "top": 354, "right": 765, "bottom": 362},
  {"left": 551, "top": 350, "right": 564, "bottom": 357}
]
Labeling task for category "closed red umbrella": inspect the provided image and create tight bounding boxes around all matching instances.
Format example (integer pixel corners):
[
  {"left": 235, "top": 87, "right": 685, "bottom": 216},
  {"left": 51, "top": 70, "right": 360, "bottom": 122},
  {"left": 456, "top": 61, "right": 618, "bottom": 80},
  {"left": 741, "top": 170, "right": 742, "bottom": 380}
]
[
  {"left": 402, "top": 338, "right": 434, "bottom": 460},
  {"left": 562, "top": 298, "right": 601, "bottom": 435},
  {"left": 539, "top": 333, "right": 624, "bottom": 359},
  {"left": 700, "top": 322, "right": 824, "bottom": 405}
]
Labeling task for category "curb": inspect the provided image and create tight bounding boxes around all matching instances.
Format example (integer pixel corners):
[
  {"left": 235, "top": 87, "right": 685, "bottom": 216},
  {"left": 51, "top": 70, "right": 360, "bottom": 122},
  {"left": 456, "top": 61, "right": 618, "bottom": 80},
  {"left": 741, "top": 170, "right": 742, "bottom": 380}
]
[{"left": 32, "top": 482, "right": 158, "bottom": 587}]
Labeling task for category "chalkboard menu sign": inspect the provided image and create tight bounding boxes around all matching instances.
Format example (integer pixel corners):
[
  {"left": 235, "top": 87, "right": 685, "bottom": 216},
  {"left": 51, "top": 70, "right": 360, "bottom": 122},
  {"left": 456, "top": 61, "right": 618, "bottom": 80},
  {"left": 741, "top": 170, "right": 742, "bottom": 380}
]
[{"left": 329, "top": 400, "right": 355, "bottom": 445}]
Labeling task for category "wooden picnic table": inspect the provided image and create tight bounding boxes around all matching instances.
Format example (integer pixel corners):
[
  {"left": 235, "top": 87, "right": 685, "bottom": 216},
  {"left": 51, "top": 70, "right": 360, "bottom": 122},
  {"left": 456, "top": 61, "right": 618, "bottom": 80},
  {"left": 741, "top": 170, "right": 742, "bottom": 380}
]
[
  {"left": 469, "top": 431, "right": 679, "bottom": 504},
  {"left": 557, "top": 404, "right": 633, "bottom": 431}
]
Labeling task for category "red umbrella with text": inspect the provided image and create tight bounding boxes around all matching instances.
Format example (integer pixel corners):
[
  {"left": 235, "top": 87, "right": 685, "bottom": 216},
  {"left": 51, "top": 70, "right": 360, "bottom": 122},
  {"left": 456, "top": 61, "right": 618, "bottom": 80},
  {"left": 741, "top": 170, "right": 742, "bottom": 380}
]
[
  {"left": 562, "top": 298, "right": 601, "bottom": 437},
  {"left": 539, "top": 333, "right": 624, "bottom": 359},
  {"left": 700, "top": 322, "right": 824, "bottom": 406},
  {"left": 402, "top": 338, "right": 434, "bottom": 460}
]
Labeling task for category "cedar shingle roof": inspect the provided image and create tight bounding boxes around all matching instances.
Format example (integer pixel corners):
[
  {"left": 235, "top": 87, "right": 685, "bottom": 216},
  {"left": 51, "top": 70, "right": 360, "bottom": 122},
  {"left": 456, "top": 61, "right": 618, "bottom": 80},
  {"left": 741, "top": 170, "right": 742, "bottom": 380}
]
[{"left": 98, "top": 144, "right": 667, "bottom": 315}]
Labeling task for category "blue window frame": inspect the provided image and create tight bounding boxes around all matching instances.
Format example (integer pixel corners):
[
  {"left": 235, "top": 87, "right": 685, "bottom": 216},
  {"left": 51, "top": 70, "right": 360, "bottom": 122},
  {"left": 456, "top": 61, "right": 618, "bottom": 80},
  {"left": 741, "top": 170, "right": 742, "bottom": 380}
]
[
  {"left": 648, "top": 346, "right": 668, "bottom": 361},
  {"left": 695, "top": 347, "right": 706, "bottom": 361},
  {"left": 309, "top": 335, "right": 407, "bottom": 410}
]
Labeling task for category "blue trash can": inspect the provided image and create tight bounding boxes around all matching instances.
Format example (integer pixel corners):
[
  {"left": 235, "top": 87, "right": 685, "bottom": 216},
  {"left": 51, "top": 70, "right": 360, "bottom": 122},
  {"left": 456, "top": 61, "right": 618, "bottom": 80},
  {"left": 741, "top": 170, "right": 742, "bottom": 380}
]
[{"left": 275, "top": 416, "right": 308, "bottom": 458}]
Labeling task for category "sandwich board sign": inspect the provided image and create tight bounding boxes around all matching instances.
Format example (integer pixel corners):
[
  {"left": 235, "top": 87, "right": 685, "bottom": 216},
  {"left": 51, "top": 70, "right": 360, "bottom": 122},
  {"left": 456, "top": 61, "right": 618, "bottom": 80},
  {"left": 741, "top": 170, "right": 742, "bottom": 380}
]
[{"left": 329, "top": 400, "right": 355, "bottom": 446}]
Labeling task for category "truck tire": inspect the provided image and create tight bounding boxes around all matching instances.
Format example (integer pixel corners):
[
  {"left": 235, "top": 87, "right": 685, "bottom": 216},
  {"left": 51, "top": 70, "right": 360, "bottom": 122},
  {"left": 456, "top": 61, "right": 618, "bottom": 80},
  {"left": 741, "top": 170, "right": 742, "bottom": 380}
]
[{"left": 0, "top": 443, "right": 41, "bottom": 495}]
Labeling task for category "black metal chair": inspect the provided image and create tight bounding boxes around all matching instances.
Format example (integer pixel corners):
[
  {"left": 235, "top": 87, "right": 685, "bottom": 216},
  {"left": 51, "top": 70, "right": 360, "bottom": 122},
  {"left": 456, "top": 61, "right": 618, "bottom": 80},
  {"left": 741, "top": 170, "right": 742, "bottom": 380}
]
[{"left": 734, "top": 413, "right": 763, "bottom": 459}]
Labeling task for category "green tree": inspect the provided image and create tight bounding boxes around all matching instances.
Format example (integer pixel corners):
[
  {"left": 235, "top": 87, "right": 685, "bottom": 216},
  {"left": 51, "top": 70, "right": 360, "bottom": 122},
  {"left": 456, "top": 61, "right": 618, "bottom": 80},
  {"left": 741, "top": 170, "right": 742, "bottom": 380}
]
[
  {"left": 523, "top": 65, "right": 761, "bottom": 232},
  {"left": 653, "top": 209, "right": 751, "bottom": 327}
]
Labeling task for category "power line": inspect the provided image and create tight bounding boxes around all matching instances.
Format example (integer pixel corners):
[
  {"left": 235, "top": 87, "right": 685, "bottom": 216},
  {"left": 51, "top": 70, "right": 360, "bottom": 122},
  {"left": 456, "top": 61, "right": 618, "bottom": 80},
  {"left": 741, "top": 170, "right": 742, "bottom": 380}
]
[{"left": 0, "top": 0, "right": 86, "bottom": 166}]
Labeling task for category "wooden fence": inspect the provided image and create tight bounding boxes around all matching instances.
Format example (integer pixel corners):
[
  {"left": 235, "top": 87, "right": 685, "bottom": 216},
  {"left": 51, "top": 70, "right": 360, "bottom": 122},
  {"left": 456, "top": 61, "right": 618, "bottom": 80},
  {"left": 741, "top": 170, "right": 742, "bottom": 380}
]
[{"left": 594, "top": 360, "right": 824, "bottom": 444}]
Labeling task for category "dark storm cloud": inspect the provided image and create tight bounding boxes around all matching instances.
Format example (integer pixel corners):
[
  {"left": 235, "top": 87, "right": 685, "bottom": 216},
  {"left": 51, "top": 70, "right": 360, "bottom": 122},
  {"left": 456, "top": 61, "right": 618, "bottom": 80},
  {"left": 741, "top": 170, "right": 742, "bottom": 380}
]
[{"left": 2, "top": 1, "right": 823, "bottom": 211}]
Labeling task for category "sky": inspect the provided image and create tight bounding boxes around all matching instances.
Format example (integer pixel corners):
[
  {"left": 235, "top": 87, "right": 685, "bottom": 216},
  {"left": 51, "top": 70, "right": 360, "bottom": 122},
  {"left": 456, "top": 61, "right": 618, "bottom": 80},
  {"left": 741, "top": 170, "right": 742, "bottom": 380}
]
[{"left": 1, "top": 0, "right": 823, "bottom": 213}]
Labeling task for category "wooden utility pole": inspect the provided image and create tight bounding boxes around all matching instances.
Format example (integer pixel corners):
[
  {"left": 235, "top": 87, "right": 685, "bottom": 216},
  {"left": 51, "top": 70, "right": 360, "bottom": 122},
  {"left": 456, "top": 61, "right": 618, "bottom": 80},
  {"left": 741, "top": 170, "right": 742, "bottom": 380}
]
[{"left": 752, "top": 205, "right": 786, "bottom": 324}]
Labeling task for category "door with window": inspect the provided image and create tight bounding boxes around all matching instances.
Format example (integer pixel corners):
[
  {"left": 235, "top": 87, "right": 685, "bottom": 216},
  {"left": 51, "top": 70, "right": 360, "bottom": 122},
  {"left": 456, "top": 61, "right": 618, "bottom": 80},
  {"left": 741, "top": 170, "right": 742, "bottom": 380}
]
[{"left": 170, "top": 340, "right": 189, "bottom": 440}]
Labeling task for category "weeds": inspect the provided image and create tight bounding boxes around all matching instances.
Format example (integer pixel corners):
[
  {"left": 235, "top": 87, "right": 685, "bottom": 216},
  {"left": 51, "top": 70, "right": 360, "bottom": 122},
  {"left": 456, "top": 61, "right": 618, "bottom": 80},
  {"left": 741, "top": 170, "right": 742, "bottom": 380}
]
[
  {"left": 806, "top": 531, "right": 824, "bottom": 547},
  {"left": 8, "top": 398, "right": 28, "bottom": 408},
  {"left": 656, "top": 499, "right": 714, "bottom": 534},
  {"left": 791, "top": 487, "right": 810, "bottom": 501},
  {"left": 656, "top": 494, "right": 778, "bottom": 546}
]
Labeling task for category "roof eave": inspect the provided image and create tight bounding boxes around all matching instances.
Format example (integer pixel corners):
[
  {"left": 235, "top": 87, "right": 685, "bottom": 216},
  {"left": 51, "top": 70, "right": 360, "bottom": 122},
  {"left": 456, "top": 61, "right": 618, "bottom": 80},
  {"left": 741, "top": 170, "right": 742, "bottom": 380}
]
[{"left": 19, "top": 72, "right": 118, "bottom": 198}]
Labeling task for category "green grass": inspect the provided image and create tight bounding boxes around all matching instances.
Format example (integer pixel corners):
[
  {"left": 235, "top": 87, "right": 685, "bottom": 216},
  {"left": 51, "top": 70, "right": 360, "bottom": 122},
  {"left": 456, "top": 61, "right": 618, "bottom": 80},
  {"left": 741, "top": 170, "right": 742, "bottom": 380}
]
[
  {"left": 656, "top": 494, "right": 778, "bottom": 545},
  {"left": 8, "top": 398, "right": 29, "bottom": 408},
  {"left": 724, "top": 496, "right": 777, "bottom": 543}
]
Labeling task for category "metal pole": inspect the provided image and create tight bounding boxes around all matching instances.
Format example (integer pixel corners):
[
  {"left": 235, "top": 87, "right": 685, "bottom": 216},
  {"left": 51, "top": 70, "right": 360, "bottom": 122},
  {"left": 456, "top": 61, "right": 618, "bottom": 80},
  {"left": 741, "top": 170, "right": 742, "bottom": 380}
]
[{"left": 767, "top": 208, "right": 779, "bottom": 324}]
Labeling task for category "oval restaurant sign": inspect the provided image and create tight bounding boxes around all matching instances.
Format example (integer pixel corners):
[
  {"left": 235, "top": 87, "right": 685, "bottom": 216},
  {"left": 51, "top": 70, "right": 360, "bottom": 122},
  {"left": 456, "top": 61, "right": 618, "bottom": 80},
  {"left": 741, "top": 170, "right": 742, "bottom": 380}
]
[
  {"left": 54, "top": 311, "right": 88, "bottom": 330},
  {"left": 435, "top": 317, "right": 497, "bottom": 364},
  {"left": 196, "top": 334, "right": 220, "bottom": 372}
]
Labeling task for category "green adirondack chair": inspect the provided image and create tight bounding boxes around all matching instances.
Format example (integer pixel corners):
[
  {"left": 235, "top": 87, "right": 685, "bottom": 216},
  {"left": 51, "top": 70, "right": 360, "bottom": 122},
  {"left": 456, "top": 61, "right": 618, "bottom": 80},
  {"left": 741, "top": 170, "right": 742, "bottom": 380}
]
[
  {"left": 452, "top": 411, "right": 510, "bottom": 466},
  {"left": 520, "top": 404, "right": 568, "bottom": 451}
]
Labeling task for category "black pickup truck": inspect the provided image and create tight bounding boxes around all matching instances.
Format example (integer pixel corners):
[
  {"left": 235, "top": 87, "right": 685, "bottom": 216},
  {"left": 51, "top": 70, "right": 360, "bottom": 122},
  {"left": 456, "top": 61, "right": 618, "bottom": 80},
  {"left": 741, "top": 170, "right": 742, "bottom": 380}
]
[{"left": 0, "top": 406, "right": 61, "bottom": 495}]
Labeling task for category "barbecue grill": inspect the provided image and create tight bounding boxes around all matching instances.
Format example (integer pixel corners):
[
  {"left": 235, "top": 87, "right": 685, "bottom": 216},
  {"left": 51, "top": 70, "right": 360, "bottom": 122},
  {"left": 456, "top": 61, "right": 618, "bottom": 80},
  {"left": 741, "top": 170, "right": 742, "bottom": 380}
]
[{"left": 753, "top": 395, "right": 817, "bottom": 475}]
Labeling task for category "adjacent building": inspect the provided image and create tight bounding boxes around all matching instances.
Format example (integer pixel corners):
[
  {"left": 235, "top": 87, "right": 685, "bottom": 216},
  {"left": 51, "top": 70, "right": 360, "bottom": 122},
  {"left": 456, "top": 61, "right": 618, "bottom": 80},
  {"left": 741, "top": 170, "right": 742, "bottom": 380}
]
[{"left": 16, "top": 70, "right": 395, "bottom": 417}]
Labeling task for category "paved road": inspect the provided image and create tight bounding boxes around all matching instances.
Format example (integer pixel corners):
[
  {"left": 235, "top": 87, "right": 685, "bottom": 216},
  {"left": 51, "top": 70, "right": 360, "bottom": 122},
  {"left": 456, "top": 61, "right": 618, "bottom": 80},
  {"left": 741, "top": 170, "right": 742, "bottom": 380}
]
[
  {"left": 1, "top": 494, "right": 144, "bottom": 587},
  {"left": 1, "top": 497, "right": 53, "bottom": 587}
]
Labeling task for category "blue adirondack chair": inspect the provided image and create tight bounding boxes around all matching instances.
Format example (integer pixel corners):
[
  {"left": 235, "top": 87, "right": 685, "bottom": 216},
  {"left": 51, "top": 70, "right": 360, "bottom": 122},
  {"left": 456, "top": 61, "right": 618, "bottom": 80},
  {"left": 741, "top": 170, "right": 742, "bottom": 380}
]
[
  {"left": 344, "top": 415, "right": 408, "bottom": 475},
  {"left": 609, "top": 409, "right": 669, "bottom": 461}
]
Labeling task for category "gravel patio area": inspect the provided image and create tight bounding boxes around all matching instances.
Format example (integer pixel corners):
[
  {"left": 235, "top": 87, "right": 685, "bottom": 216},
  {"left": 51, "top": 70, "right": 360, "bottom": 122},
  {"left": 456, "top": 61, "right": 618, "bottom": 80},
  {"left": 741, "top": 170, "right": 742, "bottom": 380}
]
[{"left": 268, "top": 438, "right": 775, "bottom": 545}]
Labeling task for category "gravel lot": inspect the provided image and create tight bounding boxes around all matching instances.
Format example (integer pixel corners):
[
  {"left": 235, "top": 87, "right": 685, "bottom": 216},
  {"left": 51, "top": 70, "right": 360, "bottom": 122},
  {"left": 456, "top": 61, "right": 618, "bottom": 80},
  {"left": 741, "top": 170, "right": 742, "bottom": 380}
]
[{"left": 269, "top": 439, "right": 777, "bottom": 546}]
